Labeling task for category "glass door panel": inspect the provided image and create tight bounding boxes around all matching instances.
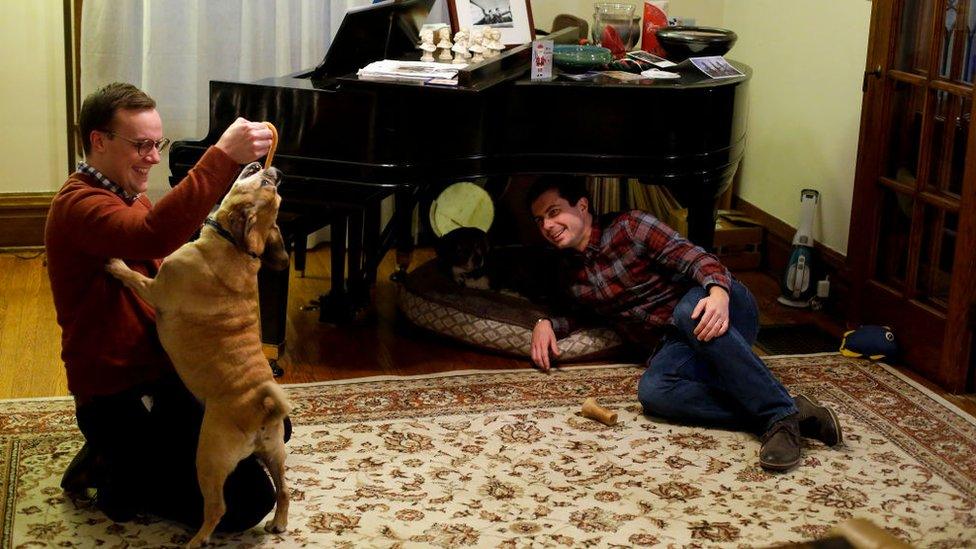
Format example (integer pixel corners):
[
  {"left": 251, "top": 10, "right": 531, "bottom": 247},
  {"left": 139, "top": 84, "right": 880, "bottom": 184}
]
[
  {"left": 896, "top": 0, "right": 935, "bottom": 74},
  {"left": 938, "top": 0, "right": 975, "bottom": 81},
  {"left": 884, "top": 81, "right": 926, "bottom": 183},
  {"left": 963, "top": 3, "right": 976, "bottom": 82},
  {"left": 874, "top": 187, "right": 914, "bottom": 289},
  {"left": 916, "top": 206, "right": 957, "bottom": 307},
  {"left": 927, "top": 91, "right": 971, "bottom": 195}
]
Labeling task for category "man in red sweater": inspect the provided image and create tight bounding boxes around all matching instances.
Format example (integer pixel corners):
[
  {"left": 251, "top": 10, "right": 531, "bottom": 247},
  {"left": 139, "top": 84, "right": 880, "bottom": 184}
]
[{"left": 45, "top": 82, "right": 277, "bottom": 530}]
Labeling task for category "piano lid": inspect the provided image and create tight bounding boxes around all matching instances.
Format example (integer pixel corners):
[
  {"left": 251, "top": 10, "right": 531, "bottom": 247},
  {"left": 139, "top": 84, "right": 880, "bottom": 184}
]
[{"left": 308, "top": 0, "right": 436, "bottom": 82}]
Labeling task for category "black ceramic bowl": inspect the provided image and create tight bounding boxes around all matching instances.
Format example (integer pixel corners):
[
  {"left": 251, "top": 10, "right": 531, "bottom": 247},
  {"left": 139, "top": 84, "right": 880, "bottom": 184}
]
[{"left": 655, "top": 26, "right": 737, "bottom": 62}]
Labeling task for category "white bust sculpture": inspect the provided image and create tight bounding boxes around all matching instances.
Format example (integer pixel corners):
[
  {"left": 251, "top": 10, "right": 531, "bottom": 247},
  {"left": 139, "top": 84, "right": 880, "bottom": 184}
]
[
  {"left": 435, "top": 27, "right": 453, "bottom": 61},
  {"left": 484, "top": 28, "right": 504, "bottom": 57},
  {"left": 468, "top": 29, "right": 486, "bottom": 63},
  {"left": 418, "top": 28, "right": 437, "bottom": 62},
  {"left": 451, "top": 29, "right": 471, "bottom": 64}
]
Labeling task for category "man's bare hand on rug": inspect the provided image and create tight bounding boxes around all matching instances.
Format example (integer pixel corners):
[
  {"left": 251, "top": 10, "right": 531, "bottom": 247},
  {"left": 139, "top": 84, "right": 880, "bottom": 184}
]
[{"left": 531, "top": 318, "right": 560, "bottom": 372}]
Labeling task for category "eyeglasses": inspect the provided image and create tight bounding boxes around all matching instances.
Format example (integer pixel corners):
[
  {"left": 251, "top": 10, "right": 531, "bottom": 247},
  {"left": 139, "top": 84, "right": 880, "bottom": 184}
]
[{"left": 100, "top": 130, "right": 170, "bottom": 156}]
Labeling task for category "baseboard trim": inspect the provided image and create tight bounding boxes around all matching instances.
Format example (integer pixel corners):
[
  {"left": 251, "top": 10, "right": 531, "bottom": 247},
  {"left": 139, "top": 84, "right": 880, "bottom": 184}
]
[
  {"left": 732, "top": 197, "right": 850, "bottom": 320},
  {"left": 0, "top": 192, "right": 55, "bottom": 247}
]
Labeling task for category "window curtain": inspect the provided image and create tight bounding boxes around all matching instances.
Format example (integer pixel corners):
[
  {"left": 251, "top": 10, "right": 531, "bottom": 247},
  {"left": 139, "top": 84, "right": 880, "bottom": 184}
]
[{"left": 80, "top": 0, "right": 372, "bottom": 143}]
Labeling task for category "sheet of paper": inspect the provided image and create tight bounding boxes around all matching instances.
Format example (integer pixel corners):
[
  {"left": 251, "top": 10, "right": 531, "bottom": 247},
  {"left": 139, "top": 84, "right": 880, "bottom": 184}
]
[{"left": 689, "top": 56, "right": 744, "bottom": 79}]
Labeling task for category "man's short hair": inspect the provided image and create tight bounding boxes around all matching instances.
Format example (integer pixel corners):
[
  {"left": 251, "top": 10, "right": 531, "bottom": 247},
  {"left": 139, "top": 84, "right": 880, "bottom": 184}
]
[
  {"left": 525, "top": 175, "right": 591, "bottom": 212},
  {"left": 79, "top": 82, "right": 156, "bottom": 155}
]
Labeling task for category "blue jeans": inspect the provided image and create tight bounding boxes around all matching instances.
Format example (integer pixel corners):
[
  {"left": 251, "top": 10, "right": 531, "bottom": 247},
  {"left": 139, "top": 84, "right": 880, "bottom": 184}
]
[{"left": 637, "top": 280, "right": 797, "bottom": 434}]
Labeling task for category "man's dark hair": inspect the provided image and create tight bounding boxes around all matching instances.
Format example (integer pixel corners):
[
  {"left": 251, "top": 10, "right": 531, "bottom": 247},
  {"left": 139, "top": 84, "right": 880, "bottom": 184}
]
[
  {"left": 79, "top": 82, "right": 156, "bottom": 155},
  {"left": 525, "top": 175, "right": 591, "bottom": 213}
]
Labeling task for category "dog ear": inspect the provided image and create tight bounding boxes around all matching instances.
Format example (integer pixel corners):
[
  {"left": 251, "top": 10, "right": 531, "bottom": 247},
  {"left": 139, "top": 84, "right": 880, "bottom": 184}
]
[
  {"left": 242, "top": 207, "right": 265, "bottom": 256},
  {"left": 261, "top": 224, "right": 290, "bottom": 271}
]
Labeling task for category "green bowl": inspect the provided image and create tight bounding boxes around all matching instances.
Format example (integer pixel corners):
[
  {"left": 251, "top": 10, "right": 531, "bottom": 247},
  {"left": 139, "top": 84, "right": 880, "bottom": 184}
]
[{"left": 553, "top": 45, "right": 612, "bottom": 72}]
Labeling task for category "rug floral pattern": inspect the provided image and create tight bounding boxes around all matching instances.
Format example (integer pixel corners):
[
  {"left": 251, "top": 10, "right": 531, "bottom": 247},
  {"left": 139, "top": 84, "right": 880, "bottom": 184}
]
[{"left": 2, "top": 355, "right": 975, "bottom": 547}]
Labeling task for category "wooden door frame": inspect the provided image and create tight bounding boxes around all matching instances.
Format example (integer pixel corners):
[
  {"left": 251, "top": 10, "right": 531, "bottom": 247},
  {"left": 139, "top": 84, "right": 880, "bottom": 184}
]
[
  {"left": 847, "top": 0, "right": 893, "bottom": 325},
  {"left": 847, "top": 0, "right": 974, "bottom": 392}
]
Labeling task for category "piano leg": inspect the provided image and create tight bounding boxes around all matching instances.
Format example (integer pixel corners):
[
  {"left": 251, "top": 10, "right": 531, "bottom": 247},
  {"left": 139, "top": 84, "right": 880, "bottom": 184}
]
[
  {"left": 391, "top": 188, "right": 416, "bottom": 282},
  {"left": 363, "top": 203, "right": 381, "bottom": 287},
  {"left": 319, "top": 214, "right": 356, "bottom": 324},
  {"left": 258, "top": 261, "right": 288, "bottom": 378},
  {"left": 346, "top": 210, "right": 370, "bottom": 321}
]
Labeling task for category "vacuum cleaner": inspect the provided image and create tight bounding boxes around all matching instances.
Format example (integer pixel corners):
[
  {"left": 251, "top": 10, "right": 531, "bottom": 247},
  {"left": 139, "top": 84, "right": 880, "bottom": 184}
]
[{"left": 777, "top": 189, "right": 820, "bottom": 308}]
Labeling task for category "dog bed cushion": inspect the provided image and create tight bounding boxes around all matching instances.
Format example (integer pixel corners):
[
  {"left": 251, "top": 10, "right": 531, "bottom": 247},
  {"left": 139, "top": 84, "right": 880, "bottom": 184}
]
[{"left": 398, "top": 260, "right": 624, "bottom": 361}]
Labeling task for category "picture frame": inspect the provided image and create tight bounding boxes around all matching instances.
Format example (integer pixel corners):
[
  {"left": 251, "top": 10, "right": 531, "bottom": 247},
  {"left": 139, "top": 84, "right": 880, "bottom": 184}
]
[{"left": 447, "top": 0, "right": 535, "bottom": 46}]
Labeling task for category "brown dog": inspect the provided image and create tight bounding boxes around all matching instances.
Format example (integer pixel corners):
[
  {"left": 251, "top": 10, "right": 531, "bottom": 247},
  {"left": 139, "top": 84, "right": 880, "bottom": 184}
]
[{"left": 105, "top": 162, "right": 291, "bottom": 547}]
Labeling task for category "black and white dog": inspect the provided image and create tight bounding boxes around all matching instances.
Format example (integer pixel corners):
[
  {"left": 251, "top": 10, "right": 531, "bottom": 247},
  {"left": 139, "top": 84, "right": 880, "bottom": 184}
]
[
  {"left": 435, "top": 227, "right": 491, "bottom": 289},
  {"left": 435, "top": 227, "right": 560, "bottom": 302}
]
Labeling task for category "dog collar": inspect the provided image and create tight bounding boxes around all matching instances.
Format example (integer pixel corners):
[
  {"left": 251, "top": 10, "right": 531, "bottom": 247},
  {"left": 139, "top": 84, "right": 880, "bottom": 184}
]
[{"left": 203, "top": 217, "right": 259, "bottom": 259}]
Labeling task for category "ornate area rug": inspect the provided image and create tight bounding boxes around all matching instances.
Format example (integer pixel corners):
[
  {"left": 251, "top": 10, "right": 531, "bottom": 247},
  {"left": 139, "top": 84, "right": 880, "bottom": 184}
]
[{"left": 2, "top": 355, "right": 975, "bottom": 548}]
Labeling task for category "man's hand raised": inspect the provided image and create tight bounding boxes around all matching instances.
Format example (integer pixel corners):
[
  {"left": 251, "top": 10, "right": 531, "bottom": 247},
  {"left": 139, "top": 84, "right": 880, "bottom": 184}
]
[{"left": 215, "top": 118, "right": 273, "bottom": 164}]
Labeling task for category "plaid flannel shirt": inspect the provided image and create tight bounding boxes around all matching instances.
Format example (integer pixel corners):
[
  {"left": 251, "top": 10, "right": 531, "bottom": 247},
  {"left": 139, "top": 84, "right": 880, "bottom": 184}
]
[{"left": 549, "top": 210, "right": 732, "bottom": 342}]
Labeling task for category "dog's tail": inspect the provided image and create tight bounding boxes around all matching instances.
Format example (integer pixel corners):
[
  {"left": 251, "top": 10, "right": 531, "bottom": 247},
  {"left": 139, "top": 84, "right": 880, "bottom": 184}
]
[{"left": 259, "top": 381, "right": 292, "bottom": 426}]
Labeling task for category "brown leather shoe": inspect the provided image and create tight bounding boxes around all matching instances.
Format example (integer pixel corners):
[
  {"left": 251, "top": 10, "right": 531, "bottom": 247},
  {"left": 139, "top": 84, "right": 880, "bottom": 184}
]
[
  {"left": 795, "top": 393, "right": 843, "bottom": 447},
  {"left": 759, "top": 416, "right": 802, "bottom": 472}
]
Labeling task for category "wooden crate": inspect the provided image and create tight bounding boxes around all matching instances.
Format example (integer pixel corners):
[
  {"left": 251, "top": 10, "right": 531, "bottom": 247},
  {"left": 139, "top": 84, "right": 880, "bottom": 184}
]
[{"left": 714, "top": 210, "right": 762, "bottom": 270}]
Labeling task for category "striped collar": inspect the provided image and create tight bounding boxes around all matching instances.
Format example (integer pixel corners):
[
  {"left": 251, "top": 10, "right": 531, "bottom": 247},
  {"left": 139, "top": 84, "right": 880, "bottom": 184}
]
[{"left": 77, "top": 161, "right": 139, "bottom": 202}]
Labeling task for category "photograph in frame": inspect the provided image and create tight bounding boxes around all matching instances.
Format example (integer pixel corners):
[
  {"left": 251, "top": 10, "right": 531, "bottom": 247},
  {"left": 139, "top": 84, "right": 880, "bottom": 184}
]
[{"left": 448, "top": 0, "right": 535, "bottom": 46}]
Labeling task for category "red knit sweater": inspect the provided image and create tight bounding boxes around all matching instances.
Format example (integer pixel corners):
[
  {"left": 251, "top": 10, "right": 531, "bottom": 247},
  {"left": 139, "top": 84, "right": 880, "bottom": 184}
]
[{"left": 45, "top": 147, "right": 240, "bottom": 401}]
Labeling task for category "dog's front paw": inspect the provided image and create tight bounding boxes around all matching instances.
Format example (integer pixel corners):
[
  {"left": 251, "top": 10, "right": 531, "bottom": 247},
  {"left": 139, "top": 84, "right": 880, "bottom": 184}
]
[
  {"left": 105, "top": 258, "right": 127, "bottom": 276},
  {"left": 185, "top": 533, "right": 210, "bottom": 548},
  {"left": 264, "top": 519, "right": 287, "bottom": 534}
]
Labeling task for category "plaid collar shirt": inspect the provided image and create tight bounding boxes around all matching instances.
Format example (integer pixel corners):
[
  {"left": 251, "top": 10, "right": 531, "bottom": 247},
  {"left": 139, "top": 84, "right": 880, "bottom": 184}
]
[
  {"left": 549, "top": 210, "right": 732, "bottom": 343},
  {"left": 77, "top": 161, "right": 139, "bottom": 203}
]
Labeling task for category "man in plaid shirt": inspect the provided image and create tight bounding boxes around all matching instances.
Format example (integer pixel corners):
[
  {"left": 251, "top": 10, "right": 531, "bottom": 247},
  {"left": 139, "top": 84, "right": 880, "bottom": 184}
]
[{"left": 526, "top": 176, "right": 842, "bottom": 472}]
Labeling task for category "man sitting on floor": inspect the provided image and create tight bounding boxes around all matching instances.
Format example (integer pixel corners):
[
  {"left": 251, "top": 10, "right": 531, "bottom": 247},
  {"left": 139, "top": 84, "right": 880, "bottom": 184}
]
[{"left": 525, "top": 175, "right": 842, "bottom": 472}]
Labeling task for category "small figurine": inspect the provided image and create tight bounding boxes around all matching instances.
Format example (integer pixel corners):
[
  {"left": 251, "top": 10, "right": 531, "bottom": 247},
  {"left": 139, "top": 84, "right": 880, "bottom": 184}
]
[
  {"left": 418, "top": 28, "right": 437, "bottom": 62},
  {"left": 484, "top": 27, "right": 504, "bottom": 58},
  {"left": 468, "top": 29, "right": 486, "bottom": 63},
  {"left": 436, "top": 27, "right": 453, "bottom": 61},
  {"left": 452, "top": 29, "right": 471, "bottom": 64}
]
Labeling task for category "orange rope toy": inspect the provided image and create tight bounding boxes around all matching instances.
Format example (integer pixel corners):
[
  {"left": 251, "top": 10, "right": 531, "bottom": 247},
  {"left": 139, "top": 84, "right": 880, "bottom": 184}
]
[{"left": 263, "top": 122, "right": 278, "bottom": 170}]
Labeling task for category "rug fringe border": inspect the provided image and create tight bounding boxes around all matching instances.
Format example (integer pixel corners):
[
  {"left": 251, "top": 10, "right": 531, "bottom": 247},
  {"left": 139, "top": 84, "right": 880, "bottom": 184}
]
[
  {"left": 875, "top": 362, "right": 976, "bottom": 427},
  {"left": 764, "top": 352, "right": 976, "bottom": 426},
  {"left": 761, "top": 351, "right": 838, "bottom": 359},
  {"left": 281, "top": 363, "right": 644, "bottom": 389}
]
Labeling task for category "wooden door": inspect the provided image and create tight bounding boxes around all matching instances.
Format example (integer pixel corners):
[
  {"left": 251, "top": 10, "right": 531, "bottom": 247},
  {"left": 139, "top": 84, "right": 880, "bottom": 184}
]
[{"left": 849, "top": 0, "right": 976, "bottom": 392}]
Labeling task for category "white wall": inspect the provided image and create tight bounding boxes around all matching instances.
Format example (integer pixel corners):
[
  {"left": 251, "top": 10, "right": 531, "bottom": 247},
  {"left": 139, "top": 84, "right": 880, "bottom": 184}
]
[
  {"left": 723, "top": 1, "right": 871, "bottom": 255},
  {"left": 0, "top": 0, "right": 68, "bottom": 194}
]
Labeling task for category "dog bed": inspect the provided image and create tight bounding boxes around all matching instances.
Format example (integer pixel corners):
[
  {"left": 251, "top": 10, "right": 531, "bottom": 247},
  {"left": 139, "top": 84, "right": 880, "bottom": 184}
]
[{"left": 398, "top": 260, "right": 624, "bottom": 361}]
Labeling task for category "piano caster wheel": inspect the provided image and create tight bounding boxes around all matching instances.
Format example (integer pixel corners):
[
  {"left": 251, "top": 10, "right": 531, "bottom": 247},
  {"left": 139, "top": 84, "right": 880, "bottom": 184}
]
[
  {"left": 390, "top": 268, "right": 407, "bottom": 283},
  {"left": 269, "top": 360, "right": 284, "bottom": 378}
]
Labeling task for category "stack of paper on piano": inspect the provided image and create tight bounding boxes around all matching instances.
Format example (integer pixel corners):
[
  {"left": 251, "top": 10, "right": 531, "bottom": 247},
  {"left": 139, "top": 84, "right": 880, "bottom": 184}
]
[{"left": 357, "top": 60, "right": 467, "bottom": 82}]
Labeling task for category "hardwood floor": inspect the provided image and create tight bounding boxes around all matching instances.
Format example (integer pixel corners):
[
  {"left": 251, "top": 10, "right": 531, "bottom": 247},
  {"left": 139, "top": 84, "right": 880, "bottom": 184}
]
[{"left": 2, "top": 246, "right": 973, "bottom": 417}]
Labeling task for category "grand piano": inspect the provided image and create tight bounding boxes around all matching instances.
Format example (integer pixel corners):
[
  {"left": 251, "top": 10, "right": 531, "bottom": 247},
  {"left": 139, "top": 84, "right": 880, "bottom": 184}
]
[{"left": 169, "top": 0, "right": 750, "bottom": 373}]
